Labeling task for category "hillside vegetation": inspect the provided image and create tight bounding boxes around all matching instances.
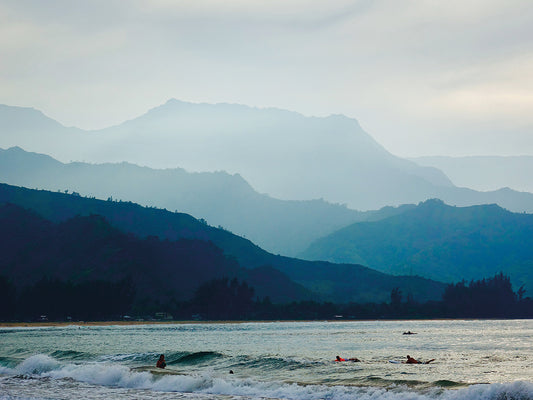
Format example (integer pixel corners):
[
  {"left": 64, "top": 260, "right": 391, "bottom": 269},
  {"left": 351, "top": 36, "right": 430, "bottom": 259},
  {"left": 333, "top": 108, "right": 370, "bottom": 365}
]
[
  {"left": 302, "top": 199, "right": 533, "bottom": 294},
  {"left": 0, "top": 183, "right": 445, "bottom": 303},
  {"left": 0, "top": 146, "right": 364, "bottom": 256},
  {"left": 0, "top": 203, "right": 311, "bottom": 305}
]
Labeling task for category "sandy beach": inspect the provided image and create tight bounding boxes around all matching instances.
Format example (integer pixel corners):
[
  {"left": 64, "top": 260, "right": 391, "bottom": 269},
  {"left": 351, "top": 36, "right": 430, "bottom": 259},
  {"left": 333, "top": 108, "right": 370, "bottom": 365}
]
[{"left": 0, "top": 320, "right": 197, "bottom": 328}]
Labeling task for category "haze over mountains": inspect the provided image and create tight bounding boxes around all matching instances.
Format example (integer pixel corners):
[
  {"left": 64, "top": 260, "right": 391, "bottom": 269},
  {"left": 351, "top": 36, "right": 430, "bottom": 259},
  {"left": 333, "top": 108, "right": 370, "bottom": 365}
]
[
  {"left": 0, "top": 183, "right": 445, "bottom": 304},
  {"left": 412, "top": 156, "right": 533, "bottom": 194},
  {"left": 0, "top": 147, "right": 366, "bottom": 256},
  {"left": 2, "top": 100, "right": 533, "bottom": 303},
  {"left": 3, "top": 100, "right": 533, "bottom": 213},
  {"left": 301, "top": 199, "right": 533, "bottom": 295},
  {"left": 5, "top": 146, "right": 533, "bottom": 258}
]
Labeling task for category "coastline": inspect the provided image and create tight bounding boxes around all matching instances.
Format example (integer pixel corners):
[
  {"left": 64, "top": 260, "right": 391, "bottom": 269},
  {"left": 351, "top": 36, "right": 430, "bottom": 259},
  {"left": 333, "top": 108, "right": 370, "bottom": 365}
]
[
  {"left": 0, "top": 317, "right": 511, "bottom": 328},
  {"left": 0, "top": 320, "right": 326, "bottom": 327},
  {"left": 0, "top": 320, "right": 201, "bottom": 328},
  {"left": 0, "top": 320, "right": 316, "bottom": 327}
]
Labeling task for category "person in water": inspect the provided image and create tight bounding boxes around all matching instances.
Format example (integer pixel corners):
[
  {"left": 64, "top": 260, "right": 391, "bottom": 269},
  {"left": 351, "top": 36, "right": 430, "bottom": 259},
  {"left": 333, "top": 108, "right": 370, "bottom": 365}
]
[
  {"left": 156, "top": 354, "right": 166, "bottom": 369},
  {"left": 406, "top": 355, "right": 434, "bottom": 364},
  {"left": 335, "top": 355, "right": 361, "bottom": 362}
]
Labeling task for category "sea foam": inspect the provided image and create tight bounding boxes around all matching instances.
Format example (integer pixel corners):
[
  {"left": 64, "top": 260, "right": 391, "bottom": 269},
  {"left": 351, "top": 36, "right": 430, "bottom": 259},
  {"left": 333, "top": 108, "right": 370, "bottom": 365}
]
[
  {"left": 15, "top": 354, "right": 59, "bottom": 375},
  {"left": 3, "top": 355, "right": 533, "bottom": 400}
]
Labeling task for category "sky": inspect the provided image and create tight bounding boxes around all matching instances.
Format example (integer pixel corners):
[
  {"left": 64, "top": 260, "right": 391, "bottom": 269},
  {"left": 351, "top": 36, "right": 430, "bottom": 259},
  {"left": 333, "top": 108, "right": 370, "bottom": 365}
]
[{"left": 1, "top": 0, "right": 533, "bottom": 157}]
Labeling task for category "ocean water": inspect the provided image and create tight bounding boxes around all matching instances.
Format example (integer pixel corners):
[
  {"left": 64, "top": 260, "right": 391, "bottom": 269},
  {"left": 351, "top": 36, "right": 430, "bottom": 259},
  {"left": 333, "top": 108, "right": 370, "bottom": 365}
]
[{"left": 0, "top": 319, "right": 531, "bottom": 400}]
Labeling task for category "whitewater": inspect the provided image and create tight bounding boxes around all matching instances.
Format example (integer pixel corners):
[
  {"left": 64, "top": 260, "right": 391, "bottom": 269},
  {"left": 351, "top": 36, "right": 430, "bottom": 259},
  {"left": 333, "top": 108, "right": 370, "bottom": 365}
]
[{"left": 0, "top": 320, "right": 531, "bottom": 400}]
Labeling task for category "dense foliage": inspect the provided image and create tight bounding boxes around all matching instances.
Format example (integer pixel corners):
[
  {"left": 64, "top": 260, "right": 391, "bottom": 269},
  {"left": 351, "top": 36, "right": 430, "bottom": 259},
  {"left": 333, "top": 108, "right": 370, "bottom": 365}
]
[
  {"left": 0, "top": 146, "right": 367, "bottom": 257},
  {"left": 1, "top": 273, "right": 531, "bottom": 321},
  {"left": 442, "top": 273, "right": 521, "bottom": 318},
  {"left": 0, "top": 184, "right": 446, "bottom": 303},
  {"left": 302, "top": 199, "right": 533, "bottom": 295},
  {"left": 0, "top": 202, "right": 314, "bottom": 310}
]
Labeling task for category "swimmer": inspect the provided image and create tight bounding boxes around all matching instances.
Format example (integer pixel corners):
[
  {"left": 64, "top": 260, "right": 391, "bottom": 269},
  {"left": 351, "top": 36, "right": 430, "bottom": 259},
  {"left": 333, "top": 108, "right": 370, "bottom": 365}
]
[{"left": 156, "top": 354, "right": 166, "bottom": 369}]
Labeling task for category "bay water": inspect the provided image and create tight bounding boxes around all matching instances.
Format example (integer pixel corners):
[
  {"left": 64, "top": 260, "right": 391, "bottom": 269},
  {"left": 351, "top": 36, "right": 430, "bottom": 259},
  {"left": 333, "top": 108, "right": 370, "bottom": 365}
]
[{"left": 1, "top": 319, "right": 531, "bottom": 399}]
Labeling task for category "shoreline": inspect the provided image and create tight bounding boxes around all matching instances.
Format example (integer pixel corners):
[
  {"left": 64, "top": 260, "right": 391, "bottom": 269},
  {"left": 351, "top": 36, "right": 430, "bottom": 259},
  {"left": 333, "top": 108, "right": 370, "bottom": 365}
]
[
  {"left": 0, "top": 320, "right": 219, "bottom": 328},
  {"left": 1, "top": 317, "right": 526, "bottom": 328}
]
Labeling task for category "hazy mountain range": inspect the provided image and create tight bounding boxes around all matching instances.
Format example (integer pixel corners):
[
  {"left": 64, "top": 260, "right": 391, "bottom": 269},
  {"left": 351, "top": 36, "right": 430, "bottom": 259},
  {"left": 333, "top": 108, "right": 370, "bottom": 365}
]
[
  {"left": 0, "top": 183, "right": 445, "bottom": 304},
  {"left": 4, "top": 146, "right": 533, "bottom": 257},
  {"left": 0, "top": 146, "right": 386, "bottom": 256},
  {"left": 4, "top": 100, "right": 533, "bottom": 212},
  {"left": 411, "top": 155, "right": 533, "bottom": 194},
  {"left": 2, "top": 100, "right": 533, "bottom": 302},
  {"left": 301, "top": 199, "right": 533, "bottom": 294}
]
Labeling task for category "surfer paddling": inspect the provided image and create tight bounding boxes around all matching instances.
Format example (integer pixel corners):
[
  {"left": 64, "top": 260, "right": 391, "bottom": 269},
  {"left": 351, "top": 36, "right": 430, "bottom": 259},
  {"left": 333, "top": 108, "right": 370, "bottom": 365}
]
[
  {"left": 406, "top": 355, "right": 434, "bottom": 364},
  {"left": 156, "top": 354, "right": 166, "bottom": 369},
  {"left": 335, "top": 355, "right": 361, "bottom": 362}
]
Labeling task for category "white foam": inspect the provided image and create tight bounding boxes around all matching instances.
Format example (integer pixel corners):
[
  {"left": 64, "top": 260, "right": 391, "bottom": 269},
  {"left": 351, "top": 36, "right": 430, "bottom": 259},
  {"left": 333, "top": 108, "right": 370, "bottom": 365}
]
[
  {"left": 0, "top": 366, "right": 12, "bottom": 375},
  {"left": 442, "top": 381, "right": 533, "bottom": 400},
  {"left": 15, "top": 354, "right": 59, "bottom": 375},
  {"left": 5, "top": 355, "right": 533, "bottom": 400},
  {"left": 47, "top": 362, "right": 154, "bottom": 389}
]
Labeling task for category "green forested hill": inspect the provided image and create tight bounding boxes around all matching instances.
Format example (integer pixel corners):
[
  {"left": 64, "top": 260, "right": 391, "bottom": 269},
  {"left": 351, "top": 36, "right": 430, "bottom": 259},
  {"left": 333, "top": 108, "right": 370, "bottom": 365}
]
[
  {"left": 0, "top": 183, "right": 446, "bottom": 303},
  {"left": 301, "top": 199, "right": 533, "bottom": 293},
  {"left": 0, "top": 203, "right": 312, "bottom": 304},
  {"left": 0, "top": 146, "right": 365, "bottom": 256}
]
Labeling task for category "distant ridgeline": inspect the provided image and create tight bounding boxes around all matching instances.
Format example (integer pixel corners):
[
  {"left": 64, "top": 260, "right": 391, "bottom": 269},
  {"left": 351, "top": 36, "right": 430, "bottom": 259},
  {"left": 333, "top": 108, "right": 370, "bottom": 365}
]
[
  {"left": 301, "top": 199, "right": 533, "bottom": 296},
  {"left": 0, "top": 183, "right": 445, "bottom": 309},
  {"left": 3, "top": 100, "right": 533, "bottom": 216},
  {"left": 0, "top": 146, "right": 366, "bottom": 257},
  {"left": 0, "top": 186, "right": 531, "bottom": 320}
]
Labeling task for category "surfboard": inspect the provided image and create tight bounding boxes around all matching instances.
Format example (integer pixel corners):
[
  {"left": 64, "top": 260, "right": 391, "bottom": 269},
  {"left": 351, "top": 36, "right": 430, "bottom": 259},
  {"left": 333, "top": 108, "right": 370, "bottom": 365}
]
[
  {"left": 389, "top": 359, "right": 435, "bottom": 364},
  {"left": 131, "top": 366, "right": 183, "bottom": 375}
]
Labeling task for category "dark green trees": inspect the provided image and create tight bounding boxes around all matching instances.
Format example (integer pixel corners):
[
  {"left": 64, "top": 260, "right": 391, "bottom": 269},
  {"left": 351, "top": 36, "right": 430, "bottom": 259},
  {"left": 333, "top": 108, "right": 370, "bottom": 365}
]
[
  {"left": 443, "top": 272, "right": 518, "bottom": 317},
  {"left": 191, "top": 278, "right": 255, "bottom": 320}
]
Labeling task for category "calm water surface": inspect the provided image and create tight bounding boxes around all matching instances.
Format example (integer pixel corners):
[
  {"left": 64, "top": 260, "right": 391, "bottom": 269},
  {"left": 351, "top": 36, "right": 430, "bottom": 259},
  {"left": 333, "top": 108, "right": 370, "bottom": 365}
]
[{"left": 0, "top": 320, "right": 532, "bottom": 399}]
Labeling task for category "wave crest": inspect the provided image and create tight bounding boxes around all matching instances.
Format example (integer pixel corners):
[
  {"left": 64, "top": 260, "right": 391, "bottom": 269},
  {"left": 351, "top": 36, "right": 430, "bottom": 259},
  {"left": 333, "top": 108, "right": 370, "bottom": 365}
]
[
  {"left": 3, "top": 355, "right": 533, "bottom": 400},
  {"left": 16, "top": 354, "right": 59, "bottom": 375}
]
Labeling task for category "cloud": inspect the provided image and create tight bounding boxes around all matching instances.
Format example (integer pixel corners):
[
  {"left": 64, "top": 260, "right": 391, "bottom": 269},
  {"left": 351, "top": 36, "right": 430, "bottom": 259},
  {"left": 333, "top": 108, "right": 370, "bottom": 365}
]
[{"left": 1, "top": 0, "right": 533, "bottom": 156}]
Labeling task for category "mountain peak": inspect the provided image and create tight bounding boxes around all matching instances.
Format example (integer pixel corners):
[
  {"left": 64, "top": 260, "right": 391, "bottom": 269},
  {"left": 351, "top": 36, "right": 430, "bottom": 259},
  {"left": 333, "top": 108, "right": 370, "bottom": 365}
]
[
  {"left": 0, "top": 104, "right": 66, "bottom": 131},
  {"left": 417, "top": 198, "right": 447, "bottom": 208},
  {"left": 153, "top": 99, "right": 363, "bottom": 126}
]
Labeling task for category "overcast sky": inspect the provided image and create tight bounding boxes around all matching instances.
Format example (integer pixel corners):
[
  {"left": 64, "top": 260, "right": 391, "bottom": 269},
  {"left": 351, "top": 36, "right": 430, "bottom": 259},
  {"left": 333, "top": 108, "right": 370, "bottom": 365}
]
[{"left": 1, "top": 0, "right": 532, "bottom": 157}]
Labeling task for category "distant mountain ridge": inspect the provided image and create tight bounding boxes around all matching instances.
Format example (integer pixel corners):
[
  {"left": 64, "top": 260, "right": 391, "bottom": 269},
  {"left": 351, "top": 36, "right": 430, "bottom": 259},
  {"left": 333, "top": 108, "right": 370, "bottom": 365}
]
[
  {"left": 412, "top": 155, "right": 533, "bottom": 193},
  {"left": 0, "top": 183, "right": 446, "bottom": 303},
  {"left": 0, "top": 104, "right": 85, "bottom": 152},
  {"left": 3, "top": 100, "right": 533, "bottom": 212},
  {"left": 301, "top": 199, "right": 533, "bottom": 294},
  {"left": 0, "top": 146, "right": 366, "bottom": 256},
  {"left": 0, "top": 203, "right": 311, "bottom": 304},
  {"left": 0, "top": 101, "right": 451, "bottom": 210},
  {"left": 4, "top": 146, "right": 533, "bottom": 255}
]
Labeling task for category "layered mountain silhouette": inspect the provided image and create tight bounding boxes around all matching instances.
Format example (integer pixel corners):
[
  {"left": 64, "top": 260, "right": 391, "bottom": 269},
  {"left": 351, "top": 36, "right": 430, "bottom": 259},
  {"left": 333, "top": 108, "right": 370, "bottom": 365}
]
[
  {"left": 0, "top": 183, "right": 445, "bottom": 303},
  {"left": 1, "top": 146, "right": 369, "bottom": 256},
  {"left": 0, "top": 203, "right": 311, "bottom": 304},
  {"left": 412, "top": 155, "right": 533, "bottom": 194},
  {"left": 3, "top": 100, "right": 533, "bottom": 212},
  {"left": 301, "top": 199, "right": 533, "bottom": 294},
  {"left": 3, "top": 101, "right": 532, "bottom": 302},
  {"left": 4, "top": 146, "right": 533, "bottom": 256}
]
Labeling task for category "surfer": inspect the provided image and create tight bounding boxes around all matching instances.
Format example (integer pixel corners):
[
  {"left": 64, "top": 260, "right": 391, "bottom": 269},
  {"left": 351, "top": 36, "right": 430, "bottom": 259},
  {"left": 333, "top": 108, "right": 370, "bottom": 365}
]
[
  {"left": 406, "top": 355, "right": 434, "bottom": 364},
  {"left": 403, "top": 331, "right": 417, "bottom": 335},
  {"left": 156, "top": 354, "right": 166, "bottom": 369},
  {"left": 335, "top": 355, "right": 361, "bottom": 362}
]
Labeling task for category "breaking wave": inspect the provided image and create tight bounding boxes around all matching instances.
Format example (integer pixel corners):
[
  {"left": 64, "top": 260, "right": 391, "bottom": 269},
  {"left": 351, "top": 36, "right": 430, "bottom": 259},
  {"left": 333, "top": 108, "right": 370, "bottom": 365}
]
[{"left": 1, "top": 355, "right": 532, "bottom": 400}]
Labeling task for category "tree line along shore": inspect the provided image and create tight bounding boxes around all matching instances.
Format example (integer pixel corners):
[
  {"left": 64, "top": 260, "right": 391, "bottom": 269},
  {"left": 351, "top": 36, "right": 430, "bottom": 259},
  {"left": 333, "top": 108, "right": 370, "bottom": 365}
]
[{"left": 1, "top": 273, "right": 532, "bottom": 323}]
